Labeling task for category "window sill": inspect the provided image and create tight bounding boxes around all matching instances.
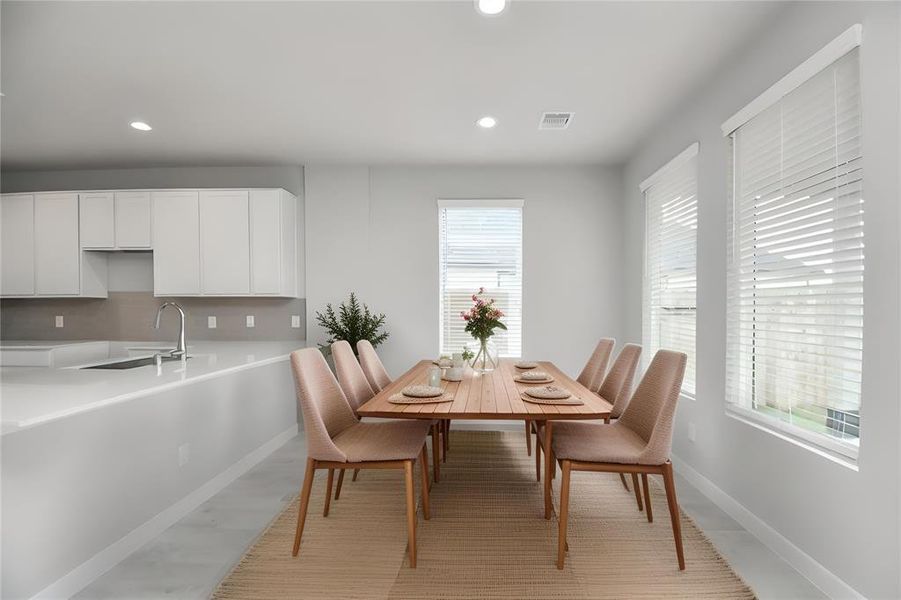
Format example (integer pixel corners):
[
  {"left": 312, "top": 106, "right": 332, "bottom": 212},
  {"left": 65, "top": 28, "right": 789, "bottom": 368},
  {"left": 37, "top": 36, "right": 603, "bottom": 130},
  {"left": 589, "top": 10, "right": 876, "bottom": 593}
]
[{"left": 725, "top": 406, "right": 859, "bottom": 471}]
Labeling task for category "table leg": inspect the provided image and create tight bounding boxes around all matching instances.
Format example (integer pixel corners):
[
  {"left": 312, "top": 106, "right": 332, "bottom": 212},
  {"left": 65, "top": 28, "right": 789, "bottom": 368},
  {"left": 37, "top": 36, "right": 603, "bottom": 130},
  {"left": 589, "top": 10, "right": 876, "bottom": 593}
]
[{"left": 544, "top": 420, "right": 554, "bottom": 519}]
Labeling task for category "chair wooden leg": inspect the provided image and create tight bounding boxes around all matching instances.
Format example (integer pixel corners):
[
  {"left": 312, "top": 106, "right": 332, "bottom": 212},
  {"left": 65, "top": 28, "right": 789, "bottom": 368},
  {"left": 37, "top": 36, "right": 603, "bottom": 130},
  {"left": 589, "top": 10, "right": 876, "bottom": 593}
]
[
  {"left": 525, "top": 419, "right": 532, "bottom": 456},
  {"left": 292, "top": 458, "right": 315, "bottom": 556},
  {"left": 334, "top": 468, "right": 345, "bottom": 500},
  {"left": 404, "top": 460, "right": 417, "bottom": 568},
  {"left": 535, "top": 442, "right": 542, "bottom": 482},
  {"left": 631, "top": 473, "right": 643, "bottom": 511},
  {"left": 419, "top": 446, "right": 431, "bottom": 521},
  {"left": 641, "top": 473, "right": 653, "bottom": 522},
  {"left": 619, "top": 473, "right": 630, "bottom": 491},
  {"left": 662, "top": 462, "right": 685, "bottom": 570},
  {"left": 431, "top": 425, "right": 441, "bottom": 483},
  {"left": 544, "top": 421, "right": 554, "bottom": 519},
  {"left": 323, "top": 468, "right": 334, "bottom": 517},
  {"left": 557, "top": 460, "right": 572, "bottom": 569},
  {"left": 352, "top": 468, "right": 360, "bottom": 482},
  {"left": 443, "top": 419, "right": 449, "bottom": 462}
]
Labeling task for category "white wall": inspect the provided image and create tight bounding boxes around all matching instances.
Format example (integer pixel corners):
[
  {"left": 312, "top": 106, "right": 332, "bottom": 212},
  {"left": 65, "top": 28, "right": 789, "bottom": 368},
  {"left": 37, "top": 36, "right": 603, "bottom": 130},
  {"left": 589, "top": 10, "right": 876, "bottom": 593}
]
[
  {"left": 305, "top": 165, "right": 625, "bottom": 378},
  {"left": 622, "top": 3, "right": 900, "bottom": 598}
]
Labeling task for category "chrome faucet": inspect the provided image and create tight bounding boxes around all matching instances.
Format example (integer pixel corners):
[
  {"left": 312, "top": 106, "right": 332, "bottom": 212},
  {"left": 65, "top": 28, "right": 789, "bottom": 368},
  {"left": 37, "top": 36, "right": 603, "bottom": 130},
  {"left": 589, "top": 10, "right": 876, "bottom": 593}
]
[{"left": 154, "top": 301, "right": 187, "bottom": 359}]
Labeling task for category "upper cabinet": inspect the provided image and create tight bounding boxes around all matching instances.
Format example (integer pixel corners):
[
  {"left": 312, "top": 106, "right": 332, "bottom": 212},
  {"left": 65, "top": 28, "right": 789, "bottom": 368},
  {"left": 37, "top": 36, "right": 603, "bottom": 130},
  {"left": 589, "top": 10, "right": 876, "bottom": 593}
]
[
  {"left": 2, "top": 187, "right": 299, "bottom": 298},
  {"left": 152, "top": 191, "right": 202, "bottom": 296},
  {"left": 79, "top": 191, "right": 152, "bottom": 249},
  {"left": 1, "top": 193, "right": 107, "bottom": 297}
]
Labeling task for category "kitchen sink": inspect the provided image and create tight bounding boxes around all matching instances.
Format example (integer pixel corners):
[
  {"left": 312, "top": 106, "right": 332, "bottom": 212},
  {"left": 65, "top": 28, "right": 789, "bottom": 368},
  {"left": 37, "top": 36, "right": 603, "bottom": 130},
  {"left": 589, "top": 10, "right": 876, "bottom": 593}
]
[{"left": 82, "top": 355, "right": 191, "bottom": 370}]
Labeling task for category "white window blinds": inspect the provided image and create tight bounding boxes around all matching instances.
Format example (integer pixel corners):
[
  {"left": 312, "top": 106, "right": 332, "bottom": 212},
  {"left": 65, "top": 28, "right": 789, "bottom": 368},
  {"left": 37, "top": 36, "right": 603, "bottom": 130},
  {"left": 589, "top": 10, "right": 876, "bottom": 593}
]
[
  {"left": 438, "top": 201, "right": 523, "bottom": 357},
  {"left": 642, "top": 146, "right": 698, "bottom": 395},
  {"left": 725, "top": 45, "right": 863, "bottom": 458}
]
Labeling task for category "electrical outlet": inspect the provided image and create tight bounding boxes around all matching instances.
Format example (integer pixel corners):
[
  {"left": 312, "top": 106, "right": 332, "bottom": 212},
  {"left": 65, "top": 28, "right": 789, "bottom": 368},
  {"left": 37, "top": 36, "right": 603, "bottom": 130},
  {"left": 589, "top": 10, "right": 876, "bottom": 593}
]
[
  {"left": 291, "top": 315, "right": 301, "bottom": 328},
  {"left": 688, "top": 422, "right": 697, "bottom": 443},
  {"left": 178, "top": 443, "right": 190, "bottom": 467},
  {"left": 55, "top": 315, "right": 64, "bottom": 328},
  {"left": 207, "top": 316, "right": 217, "bottom": 329},
  {"left": 246, "top": 315, "right": 255, "bottom": 328}
]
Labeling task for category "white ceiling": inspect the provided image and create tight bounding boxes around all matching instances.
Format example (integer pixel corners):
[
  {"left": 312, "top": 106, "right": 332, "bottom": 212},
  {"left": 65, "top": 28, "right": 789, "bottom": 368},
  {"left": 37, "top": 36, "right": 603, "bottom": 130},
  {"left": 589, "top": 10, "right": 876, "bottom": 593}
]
[{"left": 0, "top": 1, "right": 781, "bottom": 170}]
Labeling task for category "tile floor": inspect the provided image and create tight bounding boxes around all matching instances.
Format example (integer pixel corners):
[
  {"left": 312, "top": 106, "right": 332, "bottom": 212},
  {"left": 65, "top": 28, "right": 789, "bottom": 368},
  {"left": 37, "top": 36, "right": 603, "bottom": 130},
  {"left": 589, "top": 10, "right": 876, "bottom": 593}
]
[{"left": 75, "top": 430, "right": 828, "bottom": 600}]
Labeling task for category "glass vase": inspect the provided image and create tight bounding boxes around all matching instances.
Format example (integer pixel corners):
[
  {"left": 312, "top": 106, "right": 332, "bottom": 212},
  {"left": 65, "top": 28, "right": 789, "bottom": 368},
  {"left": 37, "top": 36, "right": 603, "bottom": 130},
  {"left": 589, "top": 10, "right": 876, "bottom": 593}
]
[{"left": 471, "top": 338, "right": 498, "bottom": 373}]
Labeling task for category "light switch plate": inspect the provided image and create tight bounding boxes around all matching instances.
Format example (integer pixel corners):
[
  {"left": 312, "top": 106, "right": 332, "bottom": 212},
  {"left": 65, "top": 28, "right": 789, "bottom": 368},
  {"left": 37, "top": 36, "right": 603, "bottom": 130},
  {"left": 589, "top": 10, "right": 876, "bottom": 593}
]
[
  {"left": 246, "top": 315, "right": 255, "bottom": 328},
  {"left": 207, "top": 316, "right": 217, "bottom": 329},
  {"left": 55, "top": 315, "right": 64, "bottom": 328},
  {"left": 291, "top": 315, "right": 301, "bottom": 328}
]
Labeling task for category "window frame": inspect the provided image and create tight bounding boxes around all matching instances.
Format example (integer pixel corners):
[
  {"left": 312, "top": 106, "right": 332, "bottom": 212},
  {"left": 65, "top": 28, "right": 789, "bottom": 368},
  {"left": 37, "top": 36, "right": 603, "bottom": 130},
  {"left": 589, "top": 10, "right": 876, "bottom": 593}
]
[
  {"left": 721, "top": 25, "right": 864, "bottom": 463},
  {"left": 437, "top": 198, "right": 524, "bottom": 358},
  {"left": 640, "top": 143, "right": 699, "bottom": 399}
]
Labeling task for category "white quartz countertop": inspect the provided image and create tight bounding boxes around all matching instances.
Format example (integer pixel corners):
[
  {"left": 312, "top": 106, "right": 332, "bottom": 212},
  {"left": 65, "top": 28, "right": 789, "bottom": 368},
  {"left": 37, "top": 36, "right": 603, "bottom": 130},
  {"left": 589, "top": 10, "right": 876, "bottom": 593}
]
[{"left": 0, "top": 340, "right": 309, "bottom": 435}]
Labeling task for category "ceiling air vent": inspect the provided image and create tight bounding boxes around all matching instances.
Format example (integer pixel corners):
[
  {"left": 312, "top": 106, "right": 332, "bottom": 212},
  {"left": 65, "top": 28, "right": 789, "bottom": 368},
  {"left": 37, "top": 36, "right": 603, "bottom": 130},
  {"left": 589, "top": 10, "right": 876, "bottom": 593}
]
[{"left": 538, "top": 112, "right": 573, "bottom": 130}]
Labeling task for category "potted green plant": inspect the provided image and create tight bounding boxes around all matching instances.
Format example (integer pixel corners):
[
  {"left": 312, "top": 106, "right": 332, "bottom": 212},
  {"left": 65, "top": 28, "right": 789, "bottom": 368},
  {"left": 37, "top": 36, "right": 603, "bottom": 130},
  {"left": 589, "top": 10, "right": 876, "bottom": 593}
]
[{"left": 315, "top": 292, "right": 389, "bottom": 355}]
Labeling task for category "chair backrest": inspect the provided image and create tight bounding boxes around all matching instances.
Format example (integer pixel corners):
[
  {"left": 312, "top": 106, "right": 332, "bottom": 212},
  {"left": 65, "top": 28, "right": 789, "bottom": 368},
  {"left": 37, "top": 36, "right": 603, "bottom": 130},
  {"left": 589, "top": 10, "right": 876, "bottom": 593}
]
[
  {"left": 289, "top": 348, "right": 359, "bottom": 462},
  {"left": 576, "top": 338, "right": 615, "bottom": 391},
  {"left": 356, "top": 339, "right": 392, "bottom": 392},
  {"left": 600, "top": 343, "right": 642, "bottom": 418},
  {"left": 332, "top": 340, "right": 375, "bottom": 413},
  {"left": 617, "top": 349, "right": 687, "bottom": 465}
]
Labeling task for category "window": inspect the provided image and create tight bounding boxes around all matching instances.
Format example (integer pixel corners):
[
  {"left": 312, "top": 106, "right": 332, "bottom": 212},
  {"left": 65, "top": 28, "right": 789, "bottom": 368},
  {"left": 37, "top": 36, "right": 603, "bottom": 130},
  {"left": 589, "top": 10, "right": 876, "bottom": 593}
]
[
  {"left": 641, "top": 144, "right": 698, "bottom": 396},
  {"left": 723, "top": 26, "right": 863, "bottom": 460},
  {"left": 438, "top": 200, "right": 522, "bottom": 357}
]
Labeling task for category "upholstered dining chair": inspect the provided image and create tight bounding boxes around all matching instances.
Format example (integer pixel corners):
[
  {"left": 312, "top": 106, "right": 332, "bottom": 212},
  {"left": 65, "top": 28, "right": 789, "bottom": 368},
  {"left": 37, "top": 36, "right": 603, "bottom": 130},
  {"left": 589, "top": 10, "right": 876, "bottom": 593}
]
[
  {"left": 524, "top": 338, "right": 615, "bottom": 459},
  {"left": 355, "top": 339, "right": 446, "bottom": 481},
  {"left": 550, "top": 349, "right": 688, "bottom": 571},
  {"left": 534, "top": 343, "right": 641, "bottom": 485},
  {"left": 289, "top": 348, "right": 433, "bottom": 568}
]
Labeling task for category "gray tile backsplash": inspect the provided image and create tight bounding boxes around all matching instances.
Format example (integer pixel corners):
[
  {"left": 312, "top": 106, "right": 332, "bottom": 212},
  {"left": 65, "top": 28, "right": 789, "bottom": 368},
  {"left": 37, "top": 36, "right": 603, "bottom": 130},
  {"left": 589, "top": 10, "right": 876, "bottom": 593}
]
[{"left": 0, "top": 292, "right": 305, "bottom": 342}]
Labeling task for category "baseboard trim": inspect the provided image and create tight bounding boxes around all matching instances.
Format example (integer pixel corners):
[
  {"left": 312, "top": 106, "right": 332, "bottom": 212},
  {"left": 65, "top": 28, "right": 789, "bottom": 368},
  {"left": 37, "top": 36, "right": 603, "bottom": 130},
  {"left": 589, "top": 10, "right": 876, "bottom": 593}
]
[
  {"left": 32, "top": 424, "right": 299, "bottom": 600},
  {"left": 671, "top": 455, "right": 864, "bottom": 600}
]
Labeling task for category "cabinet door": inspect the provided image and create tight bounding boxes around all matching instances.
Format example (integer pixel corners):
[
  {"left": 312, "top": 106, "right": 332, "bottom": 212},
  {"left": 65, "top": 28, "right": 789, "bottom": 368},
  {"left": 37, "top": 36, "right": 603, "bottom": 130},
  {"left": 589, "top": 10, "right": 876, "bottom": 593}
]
[
  {"left": 34, "top": 193, "right": 80, "bottom": 295},
  {"left": 200, "top": 190, "right": 250, "bottom": 294},
  {"left": 115, "top": 191, "right": 152, "bottom": 248},
  {"left": 79, "top": 192, "right": 115, "bottom": 248},
  {"left": 152, "top": 191, "right": 200, "bottom": 295},
  {"left": 0, "top": 194, "right": 35, "bottom": 295},
  {"left": 250, "top": 190, "right": 281, "bottom": 294}
]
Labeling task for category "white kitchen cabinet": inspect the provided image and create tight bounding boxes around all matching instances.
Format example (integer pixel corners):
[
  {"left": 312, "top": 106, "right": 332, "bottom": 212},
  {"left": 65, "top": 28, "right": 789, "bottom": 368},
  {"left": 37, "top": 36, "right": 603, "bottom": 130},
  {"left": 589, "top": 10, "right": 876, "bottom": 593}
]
[
  {"left": 250, "top": 189, "right": 281, "bottom": 294},
  {"left": 152, "top": 191, "right": 201, "bottom": 295},
  {"left": 34, "top": 193, "right": 81, "bottom": 295},
  {"left": 79, "top": 192, "right": 115, "bottom": 248},
  {"left": 1, "top": 194, "right": 36, "bottom": 295},
  {"left": 115, "top": 191, "right": 152, "bottom": 248},
  {"left": 199, "top": 190, "right": 250, "bottom": 294}
]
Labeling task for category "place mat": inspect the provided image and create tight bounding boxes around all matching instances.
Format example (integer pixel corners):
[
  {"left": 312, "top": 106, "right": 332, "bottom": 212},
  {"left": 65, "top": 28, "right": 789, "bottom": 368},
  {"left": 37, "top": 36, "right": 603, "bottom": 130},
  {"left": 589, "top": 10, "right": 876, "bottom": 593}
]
[
  {"left": 389, "top": 393, "right": 454, "bottom": 405},
  {"left": 514, "top": 361, "right": 538, "bottom": 369},
  {"left": 515, "top": 375, "right": 554, "bottom": 384},
  {"left": 402, "top": 385, "right": 444, "bottom": 398},
  {"left": 523, "top": 385, "right": 572, "bottom": 400},
  {"left": 432, "top": 359, "right": 453, "bottom": 368},
  {"left": 515, "top": 370, "right": 551, "bottom": 381},
  {"left": 520, "top": 393, "right": 584, "bottom": 406}
]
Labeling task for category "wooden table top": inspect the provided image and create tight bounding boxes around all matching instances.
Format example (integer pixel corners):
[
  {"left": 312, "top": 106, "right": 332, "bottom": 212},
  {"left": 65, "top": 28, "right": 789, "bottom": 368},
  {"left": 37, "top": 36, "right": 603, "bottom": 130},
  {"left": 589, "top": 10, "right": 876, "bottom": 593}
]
[{"left": 356, "top": 358, "right": 612, "bottom": 420}]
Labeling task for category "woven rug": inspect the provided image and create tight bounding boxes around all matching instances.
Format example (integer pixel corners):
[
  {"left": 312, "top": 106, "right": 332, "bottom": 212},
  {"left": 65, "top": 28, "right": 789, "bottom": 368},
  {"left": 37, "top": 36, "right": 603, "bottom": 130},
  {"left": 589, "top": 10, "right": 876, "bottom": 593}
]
[{"left": 212, "top": 430, "right": 755, "bottom": 599}]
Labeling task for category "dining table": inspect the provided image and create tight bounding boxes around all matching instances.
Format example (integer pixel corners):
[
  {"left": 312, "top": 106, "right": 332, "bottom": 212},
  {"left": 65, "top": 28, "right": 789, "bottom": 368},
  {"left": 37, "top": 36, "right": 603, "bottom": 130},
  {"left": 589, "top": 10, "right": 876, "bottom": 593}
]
[{"left": 356, "top": 358, "right": 614, "bottom": 519}]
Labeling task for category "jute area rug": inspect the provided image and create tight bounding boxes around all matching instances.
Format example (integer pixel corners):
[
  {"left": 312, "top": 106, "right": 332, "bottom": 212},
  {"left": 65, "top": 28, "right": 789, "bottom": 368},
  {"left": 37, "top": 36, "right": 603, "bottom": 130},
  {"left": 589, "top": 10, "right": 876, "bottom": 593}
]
[{"left": 212, "top": 430, "right": 754, "bottom": 599}]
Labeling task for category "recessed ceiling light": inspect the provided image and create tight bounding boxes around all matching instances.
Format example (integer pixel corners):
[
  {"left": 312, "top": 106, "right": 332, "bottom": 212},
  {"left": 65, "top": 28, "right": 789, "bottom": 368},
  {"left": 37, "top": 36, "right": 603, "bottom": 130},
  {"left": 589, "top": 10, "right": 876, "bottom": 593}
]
[
  {"left": 477, "top": 116, "right": 497, "bottom": 129},
  {"left": 130, "top": 121, "right": 152, "bottom": 131},
  {"left": 476, "top": 0, "right": 506, "bottom": 16}
]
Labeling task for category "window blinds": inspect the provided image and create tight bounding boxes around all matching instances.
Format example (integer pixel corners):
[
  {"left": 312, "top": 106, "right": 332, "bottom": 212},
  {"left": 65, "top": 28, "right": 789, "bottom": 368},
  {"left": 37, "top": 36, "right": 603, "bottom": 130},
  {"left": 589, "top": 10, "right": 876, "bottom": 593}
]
[
  {"left": 642, "top": 149, "right": 698, "bottom": 395},
  {"left": 725, "top": 47, "right": 863, "bottom": 457},
  {"left": 438, "top": 202, "right": 523, "bottom": 357}
]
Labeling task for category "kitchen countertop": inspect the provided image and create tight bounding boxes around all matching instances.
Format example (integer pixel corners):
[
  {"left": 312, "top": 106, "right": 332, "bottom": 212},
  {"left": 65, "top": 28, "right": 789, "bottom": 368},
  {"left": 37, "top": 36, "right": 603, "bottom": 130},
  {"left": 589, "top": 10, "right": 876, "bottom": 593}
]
[{"left": 0, "top": 340, "right": 309, "bottom": 435}]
